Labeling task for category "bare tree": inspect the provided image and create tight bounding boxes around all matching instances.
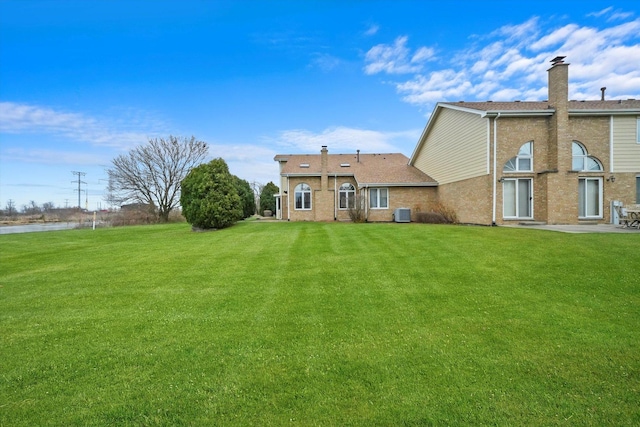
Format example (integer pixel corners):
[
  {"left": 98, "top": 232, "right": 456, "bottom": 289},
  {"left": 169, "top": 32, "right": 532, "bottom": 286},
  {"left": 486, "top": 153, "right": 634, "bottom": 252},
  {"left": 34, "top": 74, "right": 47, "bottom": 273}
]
[
  {"left": 107, "top": 135, "right": 208, "bottom": 222},
  {"left": 250, "top": 181, "right": 265, "bottom": 214},
  {"left": 22, "top": 200, "right": 42, "bottom": 215},
  {"left": 347, "top": 194, "right": 366, "bottom": 223},
  {"left": 4, "top": 199, "right": 16, "bottom": 217}
]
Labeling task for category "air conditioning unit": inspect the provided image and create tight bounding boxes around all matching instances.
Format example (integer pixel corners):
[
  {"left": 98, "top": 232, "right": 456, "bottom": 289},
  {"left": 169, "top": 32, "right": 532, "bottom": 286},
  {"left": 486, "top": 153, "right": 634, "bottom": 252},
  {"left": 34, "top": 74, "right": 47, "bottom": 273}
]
[{"left": 394, "top": 208, "right": 411, "bottom": 223}]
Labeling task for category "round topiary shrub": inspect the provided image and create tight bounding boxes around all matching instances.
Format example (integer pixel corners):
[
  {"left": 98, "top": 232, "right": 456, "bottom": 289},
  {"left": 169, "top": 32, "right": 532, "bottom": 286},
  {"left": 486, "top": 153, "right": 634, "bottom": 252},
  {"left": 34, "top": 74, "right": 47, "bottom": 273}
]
[{"left": 180, "top": 158, "right": 243, "bottom": 230}]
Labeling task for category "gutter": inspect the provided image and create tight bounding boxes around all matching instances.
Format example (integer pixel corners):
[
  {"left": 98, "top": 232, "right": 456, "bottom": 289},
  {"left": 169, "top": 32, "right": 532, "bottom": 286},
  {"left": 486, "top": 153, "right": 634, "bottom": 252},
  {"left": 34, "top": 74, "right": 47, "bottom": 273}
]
[
  {"left": 359, "top": 182, "right": 439, "bottom": 187},
  {"left": 492, "top": 112, "right": 501, "bottom": 226}
]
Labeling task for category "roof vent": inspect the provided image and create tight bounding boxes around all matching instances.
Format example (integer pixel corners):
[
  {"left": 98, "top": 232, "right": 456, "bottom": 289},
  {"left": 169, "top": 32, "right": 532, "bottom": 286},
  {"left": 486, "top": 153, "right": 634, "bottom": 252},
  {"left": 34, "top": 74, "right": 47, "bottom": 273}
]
[
  {"left": 300, "top": 163, "right": 310, "bottom": 168},
  {"left": 340, "top": 163, "right": 350, "bottom": 167}
]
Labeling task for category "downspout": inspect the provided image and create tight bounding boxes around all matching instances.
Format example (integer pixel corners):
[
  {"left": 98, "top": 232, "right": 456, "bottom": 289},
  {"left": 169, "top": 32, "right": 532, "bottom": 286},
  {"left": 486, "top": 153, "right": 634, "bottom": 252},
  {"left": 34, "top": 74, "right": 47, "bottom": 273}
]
[
  {"left": 287, "top": 177, "right": 291, "bottom": 221},
  {"left": 492, "top": 113, "right": 501, "bottom": 226},
  {"left": 364, "top": 185, "right": 368, "bottom": 221},
  {"left": 334, "top": 174, "right": 337, "bottom": 220},
  {"left": 609, "top": 115, "right": 614, "bottom": 173}
]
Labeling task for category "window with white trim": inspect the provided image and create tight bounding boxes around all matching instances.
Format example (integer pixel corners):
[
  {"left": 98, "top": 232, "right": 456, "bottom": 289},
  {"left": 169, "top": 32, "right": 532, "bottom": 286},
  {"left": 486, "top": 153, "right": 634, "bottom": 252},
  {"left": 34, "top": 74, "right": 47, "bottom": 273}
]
[
  {"left": 503, "top": 141, "right": 533, "bottom": 172},
  {"left": 572, "top": 141, "right": 602, "bottom": 171},
  {"left": 503, "top": 178, "right": 532, "bottom": 219},
  {"left": 636, "top": 176, "right": 640, "bottom": 203},
  {"left": 339, "top": 183, "right": 355, "bottom": 209},
  {"left": 369, "top": 188, "right": 388, "bottom": 209},
  {"left": 637, "top": 117, "right": 640, "bottom": 143},
  {"left": 578, "top": 177, "right": 602, "bottom": 218},
  {"left": 294, "top": 183, "right": 311, "bottom": 210}
]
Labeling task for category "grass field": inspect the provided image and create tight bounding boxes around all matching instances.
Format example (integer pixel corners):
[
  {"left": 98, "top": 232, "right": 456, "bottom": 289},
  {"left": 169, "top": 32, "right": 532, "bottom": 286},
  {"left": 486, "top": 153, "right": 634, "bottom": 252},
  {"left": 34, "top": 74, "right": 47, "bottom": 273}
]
[{"left": 1, "top": 221, "right": 639, "bottom": 426}]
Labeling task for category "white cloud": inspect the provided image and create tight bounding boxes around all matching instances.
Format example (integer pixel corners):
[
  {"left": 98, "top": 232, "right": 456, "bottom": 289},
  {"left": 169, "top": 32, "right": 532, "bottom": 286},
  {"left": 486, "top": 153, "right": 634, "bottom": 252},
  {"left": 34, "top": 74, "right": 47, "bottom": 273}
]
[
  {"left": 366, "top": 12, "right": 640, "bottom": 109},
  {"left": 0, "top": 102, "right": 161, "bottom": 149},
  {"left": 0, "top": 147, "right": 108, "bottom": 165},
  {"left": 587, "top": 7, "right": 613, "bottom": 18},
  {"left": 272, "top": 126, "right": 420, "bottom": 153},
  {"left": 364, "top": 36, "right": 436, "bottom": 75},
  {"left": 310, "top": 53, "right": 342, "bottom": 72},
  {"left": 207, "top": 143, "right": 279, "bottom": 185},
  {"left": 364, "top": 24, "right": 379, "bottom": 36}
]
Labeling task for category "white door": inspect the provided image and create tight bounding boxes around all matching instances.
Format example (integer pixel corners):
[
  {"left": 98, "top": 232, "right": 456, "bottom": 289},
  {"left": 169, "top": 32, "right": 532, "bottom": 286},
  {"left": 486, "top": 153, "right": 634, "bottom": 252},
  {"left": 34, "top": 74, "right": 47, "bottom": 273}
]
[
  {"left": 503, "top": 178, "right": 532, "bottom": 219},
  {"left": 578, "top": 178, "right": 602, "bottom": 219}
]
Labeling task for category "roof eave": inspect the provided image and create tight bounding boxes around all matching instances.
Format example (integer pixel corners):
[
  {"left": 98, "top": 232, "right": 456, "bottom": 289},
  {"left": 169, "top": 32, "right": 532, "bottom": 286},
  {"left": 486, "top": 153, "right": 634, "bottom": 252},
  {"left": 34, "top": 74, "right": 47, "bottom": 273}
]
[
  {"left": 569, "top": 109, "right": 640, "bottom": 116},
  {"left": 359, "top": 182, "right": 439, "bottom": 187},
  {"left": 482, "top": 110, "right": 554, "bottom": 117}
]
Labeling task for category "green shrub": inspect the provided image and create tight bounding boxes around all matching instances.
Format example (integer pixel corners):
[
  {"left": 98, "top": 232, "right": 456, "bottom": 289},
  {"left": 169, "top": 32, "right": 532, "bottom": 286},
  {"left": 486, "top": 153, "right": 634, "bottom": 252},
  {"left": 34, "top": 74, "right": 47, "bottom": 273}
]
[
  {"left": 180, "top": 158, "right": 243, "bottom": 230},
  {"left": 259, "top": 181, "right": 279, "bottom": 216}
]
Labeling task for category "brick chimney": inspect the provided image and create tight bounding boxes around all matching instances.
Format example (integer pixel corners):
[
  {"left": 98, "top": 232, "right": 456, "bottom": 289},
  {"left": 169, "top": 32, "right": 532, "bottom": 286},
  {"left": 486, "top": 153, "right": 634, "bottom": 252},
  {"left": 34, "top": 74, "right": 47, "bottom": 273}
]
[
  {"left": 321, "top": 146, "right": 328, "bottom": 191},
  {"left": 546, "top": 56, "right": 572, "bottom": 224},
  {"left": 547, "top": 56, "right": 569, "bottom": 171}
]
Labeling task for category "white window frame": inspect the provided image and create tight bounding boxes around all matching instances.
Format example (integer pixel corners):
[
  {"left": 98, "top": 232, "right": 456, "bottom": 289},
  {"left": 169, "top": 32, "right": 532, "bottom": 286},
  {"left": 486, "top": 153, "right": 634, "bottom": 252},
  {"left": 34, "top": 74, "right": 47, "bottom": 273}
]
[
  {"left": 572, "top": 141, "right": 603, "bottom": 171},
  {"left": 338, "top": 183, "right": 355, "bottom": 210},
  {"left": 637, "top": 117, "right": 640, "bottom": 144},
  {"left": 503, "top": 141, "right": 533, "bottom": 172},
  {"left": 369, "top": 188, "right": 389, "bottom": 209},
  {"left": 578, "top": 177, "right": 603, "bottom": 219},
  {"left": 294, "top": 183, "right": 312, "bottom": 210},
  {"left": 503, "top": 178, "right": 533, "bottom": 219}
]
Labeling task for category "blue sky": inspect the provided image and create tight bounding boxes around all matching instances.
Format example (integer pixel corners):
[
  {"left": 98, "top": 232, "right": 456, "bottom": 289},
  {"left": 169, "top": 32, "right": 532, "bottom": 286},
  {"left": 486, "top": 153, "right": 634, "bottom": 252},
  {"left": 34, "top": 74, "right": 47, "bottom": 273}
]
[{"left": 1, "top": 0, "right": 639, "bottom": 211}]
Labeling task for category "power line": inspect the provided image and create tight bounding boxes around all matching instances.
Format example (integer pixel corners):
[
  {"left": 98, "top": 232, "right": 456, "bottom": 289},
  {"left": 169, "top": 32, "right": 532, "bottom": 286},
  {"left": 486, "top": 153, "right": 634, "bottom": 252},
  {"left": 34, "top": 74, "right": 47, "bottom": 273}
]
[{"left": 71, "top": 171, "right": 86, "bottom": 209}]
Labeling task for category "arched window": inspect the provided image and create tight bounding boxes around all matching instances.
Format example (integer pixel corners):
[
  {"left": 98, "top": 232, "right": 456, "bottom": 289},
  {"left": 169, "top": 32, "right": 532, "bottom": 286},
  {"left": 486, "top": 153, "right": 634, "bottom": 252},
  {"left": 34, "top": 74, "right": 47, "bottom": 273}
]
[
  {"left": 339, "top": 183, "right": 355, "bottom": 209},
  {"left": 503, "top": 141, "right": 533, "bottom": 172},
  {"left": 294, "top": 183, "right": 311, "bottom": 210},
  {"left": 572, "top": 141, "right": 602, "bottom": 171}
]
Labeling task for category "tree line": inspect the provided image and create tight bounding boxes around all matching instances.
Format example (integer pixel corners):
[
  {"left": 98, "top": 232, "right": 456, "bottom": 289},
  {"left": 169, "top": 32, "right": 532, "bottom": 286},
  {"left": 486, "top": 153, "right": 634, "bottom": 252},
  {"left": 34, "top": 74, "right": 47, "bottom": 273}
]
[{"left": 106, "top": 135, "right": 278, "bottom": 230}]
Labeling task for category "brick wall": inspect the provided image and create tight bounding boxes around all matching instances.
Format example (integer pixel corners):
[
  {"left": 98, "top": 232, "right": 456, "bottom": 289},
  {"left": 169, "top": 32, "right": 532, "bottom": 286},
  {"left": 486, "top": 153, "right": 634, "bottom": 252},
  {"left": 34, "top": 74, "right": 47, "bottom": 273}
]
[
  {"left": 437, "top": 175, "right": 493, "bottom": 225},
  {"left": 366, "top": 187, "right": 437, "bottom": 222}
]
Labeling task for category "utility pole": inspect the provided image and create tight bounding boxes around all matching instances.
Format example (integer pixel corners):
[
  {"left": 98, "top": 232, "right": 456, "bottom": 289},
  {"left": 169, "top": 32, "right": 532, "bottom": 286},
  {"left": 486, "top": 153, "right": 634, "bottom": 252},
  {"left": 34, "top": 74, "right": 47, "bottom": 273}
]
[{"left": 71, "top": 171, "right": 86, "bottom": 209}]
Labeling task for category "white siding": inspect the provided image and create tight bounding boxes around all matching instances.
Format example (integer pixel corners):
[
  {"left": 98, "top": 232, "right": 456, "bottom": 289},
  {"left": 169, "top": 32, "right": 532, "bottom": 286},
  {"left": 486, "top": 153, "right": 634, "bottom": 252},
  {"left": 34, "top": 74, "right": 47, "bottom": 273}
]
[
  {"left": 413, "top": 107, "right": 488, "bottom": 184},
  {"left": 612, "top": 116, "right": 640, "bottom": 172}
]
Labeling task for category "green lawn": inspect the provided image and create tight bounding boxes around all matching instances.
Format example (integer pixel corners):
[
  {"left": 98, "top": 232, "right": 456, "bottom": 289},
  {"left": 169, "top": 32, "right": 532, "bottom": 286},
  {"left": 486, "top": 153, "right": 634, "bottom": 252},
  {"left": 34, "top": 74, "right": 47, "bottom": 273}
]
[{"left": 1, "top": 221, "right": 639, "bottom": 426}]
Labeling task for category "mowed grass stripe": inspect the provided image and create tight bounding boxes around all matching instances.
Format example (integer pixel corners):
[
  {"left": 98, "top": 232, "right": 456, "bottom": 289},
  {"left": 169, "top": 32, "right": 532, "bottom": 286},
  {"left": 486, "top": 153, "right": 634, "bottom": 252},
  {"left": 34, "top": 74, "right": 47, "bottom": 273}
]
[{"left": 1, "top": 222, "right": 638, "bottom": 425}]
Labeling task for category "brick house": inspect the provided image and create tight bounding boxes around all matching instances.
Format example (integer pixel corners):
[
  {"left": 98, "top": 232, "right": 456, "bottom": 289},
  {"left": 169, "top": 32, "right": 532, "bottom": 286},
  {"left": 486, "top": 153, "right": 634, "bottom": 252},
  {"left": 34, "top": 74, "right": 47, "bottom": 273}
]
[
  {"left": 409, "top": 56, "right": 640, "bottom": 225},
  {"left": 274, "top": 57, "right": 640, "bottom": 224},
  {"left": 274, "top": 148, "right": 437, "bottom": 221}
]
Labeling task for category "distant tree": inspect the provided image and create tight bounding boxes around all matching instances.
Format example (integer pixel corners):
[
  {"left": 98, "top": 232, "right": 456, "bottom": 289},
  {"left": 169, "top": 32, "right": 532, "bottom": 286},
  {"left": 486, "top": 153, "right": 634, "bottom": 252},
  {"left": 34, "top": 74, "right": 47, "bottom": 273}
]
[
  {"left": 250, "top": 181, "right": 264, "bottom": 214},
  {"left": 233, "top": 176, "right": 256, "bottom": 219},
  {"left": 42, "top": 202, "right": 55, "bottom": 212},
  {"left": 22, "top": 201, "right": 41, "bottom": 215},
  {"left": 4, "top": 199, "right": 16, "bottom": 217},
  {"left": 107, "top": 135, "right": 208, "bottom": 222},
  {"left": 259, "top": 181, "right": 279, "bottom": 215},
  {"left": 180, "top": 158, "right": 243, "bottom": 230}
]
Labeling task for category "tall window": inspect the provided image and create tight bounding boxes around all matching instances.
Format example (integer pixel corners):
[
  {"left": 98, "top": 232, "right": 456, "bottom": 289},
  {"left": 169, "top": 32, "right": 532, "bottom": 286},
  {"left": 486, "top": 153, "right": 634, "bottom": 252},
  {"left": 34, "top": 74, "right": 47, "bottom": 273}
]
[
  {"left": 369, "top": 188, "right": 388, "bottom": 209},
  {"left": 503, "top": 141, "right": 533, "bottom": 172},
  {"left": 579, "top": 178, "right": 602, "bottom": 218},
  {"left": 294, "top": 183, "right": 311, "bottom": 210},
  {"left": 636, "top": 176, "right": 640, "bottom": 203},
  {"left": 637, "top": 117, "right": 640, "bottom": 143},
  {"left": 339, "top": 183, "right": 355, "bottom": 209},
  {"left": 572, "top": 141, "right": 602, "bottom": 171},
  {"left": 503, "top": 178, "right": 532, "bottom": 219}
]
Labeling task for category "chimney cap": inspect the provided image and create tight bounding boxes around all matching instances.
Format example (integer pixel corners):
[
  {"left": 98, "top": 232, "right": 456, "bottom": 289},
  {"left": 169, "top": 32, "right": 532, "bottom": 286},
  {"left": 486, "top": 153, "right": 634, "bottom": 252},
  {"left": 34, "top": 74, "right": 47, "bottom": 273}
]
[{"left": 550, "top": 56, "right": 566, "bottom": 65}]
